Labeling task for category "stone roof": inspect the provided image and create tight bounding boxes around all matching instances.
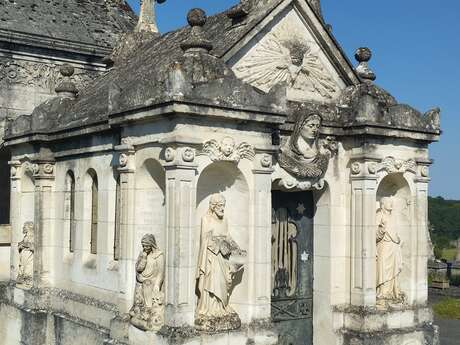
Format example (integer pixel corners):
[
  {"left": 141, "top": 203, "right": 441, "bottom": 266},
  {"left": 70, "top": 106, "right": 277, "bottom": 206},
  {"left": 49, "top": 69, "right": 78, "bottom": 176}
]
[
  {"left": 4, "top": 0, "right": 441, "bottom": 140},
  {"left": 0, "top": 0, "right": 136, "bottom": 49},
  {"left": 5, "top": 5, "right": 290, "bottom": 138}
]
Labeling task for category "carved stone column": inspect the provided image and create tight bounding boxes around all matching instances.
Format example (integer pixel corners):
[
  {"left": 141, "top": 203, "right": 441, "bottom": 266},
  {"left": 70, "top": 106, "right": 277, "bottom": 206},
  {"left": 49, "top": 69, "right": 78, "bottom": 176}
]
[
  {"left": 350, "top": 160, "right": 378, "bottom": 306},
  {"left": 250, "top": 156, "right": 274, "bottom": 320},
  {"left": 115, "top": 144, "right": 137, "bottom": 312},
  {"left": 32, "top": 160, "right": 56, "bottom": 287},
  {"left": 9, "top": 160, "right": 22, "bottom": 281},
  {"left": 414, "top": 161, "right": 431, "bottom": 304},
  {"left": 163, "top": 146, "right": 198, "bottom": 327}
]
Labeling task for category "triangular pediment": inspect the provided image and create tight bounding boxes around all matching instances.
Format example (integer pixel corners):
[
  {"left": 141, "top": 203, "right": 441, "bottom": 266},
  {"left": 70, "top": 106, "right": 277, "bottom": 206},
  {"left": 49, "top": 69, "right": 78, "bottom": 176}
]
[{"left": 227, "top": 1, "right": 358, "bottom": 103}]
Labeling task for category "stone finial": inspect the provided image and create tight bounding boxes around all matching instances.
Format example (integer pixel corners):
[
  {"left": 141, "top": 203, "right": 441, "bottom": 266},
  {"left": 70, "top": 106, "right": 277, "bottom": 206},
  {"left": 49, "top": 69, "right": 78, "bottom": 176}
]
[
  {"left": 227, "top": 0, "right": 251, "bottom": 25},
  {"left": 355, "top": 47, "right": 376, "bottom": 82},
  {"left": 180, "top": 8, "right": 213, "bottom": 54},
  {"left": 308, "top": 0, "right": 324, "bottom": 19},
  {"left": 55, "top": 64, "right": 78, "bottom": 99},
  {"left": 135, "top": 0, "right": 166, "bottom": 34}
]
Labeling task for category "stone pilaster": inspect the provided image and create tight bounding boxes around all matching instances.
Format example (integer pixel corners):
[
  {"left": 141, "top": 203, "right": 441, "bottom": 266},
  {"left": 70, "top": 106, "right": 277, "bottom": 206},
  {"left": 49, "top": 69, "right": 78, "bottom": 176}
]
[
  {"left": 32, "top": 160, "right": 56, "bottom": 287},
  {"left": 414, "top": 161, "right": 431, "bottom": 304},
  {"left": 163, "top": 146, "right": 198, "bottom": 327},
  {"left": 350, "top": 160, "right": 378, "bottom": 306},
  {"left": 115, "top": 144, "right": 136, "bottom": 313},
  {"left": 8, "top": 160, "right": 22, "bottom": 281},
  {"left": 249, "top": 158, "right": 274, "bottom": 320}
]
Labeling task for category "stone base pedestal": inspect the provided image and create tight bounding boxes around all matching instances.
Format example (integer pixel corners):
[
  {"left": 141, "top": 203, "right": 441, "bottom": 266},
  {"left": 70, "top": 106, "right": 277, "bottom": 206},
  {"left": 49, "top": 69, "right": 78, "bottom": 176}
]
[
  {"left": 130, "top": 323, "right": 278, "bottom": 345},
  {"left": 337, "top": 305, "right": 439, "bottom": 345}
]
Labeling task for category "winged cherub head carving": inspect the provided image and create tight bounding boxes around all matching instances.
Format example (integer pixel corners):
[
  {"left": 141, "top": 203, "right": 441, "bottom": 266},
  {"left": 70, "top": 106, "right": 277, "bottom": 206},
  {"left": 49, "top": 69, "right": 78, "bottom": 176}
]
[{"left": 283, "top": 39, "right": 309, "bottom": 67}]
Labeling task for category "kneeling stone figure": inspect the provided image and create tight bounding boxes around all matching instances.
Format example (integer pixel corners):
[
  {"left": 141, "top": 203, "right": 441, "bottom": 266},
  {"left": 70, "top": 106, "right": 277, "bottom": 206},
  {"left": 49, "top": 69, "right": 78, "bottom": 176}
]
[{"left": 130, "top": 234, "right": 165, "bottom": 331}]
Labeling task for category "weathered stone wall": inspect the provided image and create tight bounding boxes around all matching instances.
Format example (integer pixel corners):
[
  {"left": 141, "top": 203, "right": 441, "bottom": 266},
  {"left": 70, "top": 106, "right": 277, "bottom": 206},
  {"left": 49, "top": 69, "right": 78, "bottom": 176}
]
[{"left": 0, "top": 55, "right": 102, "bottom": 139}]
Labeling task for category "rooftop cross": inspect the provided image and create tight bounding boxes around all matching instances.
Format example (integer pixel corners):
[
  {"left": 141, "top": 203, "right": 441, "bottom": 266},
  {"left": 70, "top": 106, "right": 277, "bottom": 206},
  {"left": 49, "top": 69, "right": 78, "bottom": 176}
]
[{"left": 135, "top": 0, "right": 166, "bottom": 34}]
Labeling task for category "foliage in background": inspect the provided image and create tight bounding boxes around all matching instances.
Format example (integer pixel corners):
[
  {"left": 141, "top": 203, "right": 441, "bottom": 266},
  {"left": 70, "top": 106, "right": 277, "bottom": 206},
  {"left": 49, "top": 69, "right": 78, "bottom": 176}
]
[
  {"left": 432, "top": 298, "right": 460, "bottom": 320},
  {"left": 450, "top": 275, "right": 460, "bottom": 287},
  {"left": 429, "top": 197, "right": 460, "bottom": 251}
]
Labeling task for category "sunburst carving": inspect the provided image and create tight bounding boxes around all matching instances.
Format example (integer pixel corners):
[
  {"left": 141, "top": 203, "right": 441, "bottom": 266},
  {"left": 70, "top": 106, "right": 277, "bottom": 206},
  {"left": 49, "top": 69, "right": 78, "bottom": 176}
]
[{"left": 233, "top": 21, "right": 338, "bottom": 100}]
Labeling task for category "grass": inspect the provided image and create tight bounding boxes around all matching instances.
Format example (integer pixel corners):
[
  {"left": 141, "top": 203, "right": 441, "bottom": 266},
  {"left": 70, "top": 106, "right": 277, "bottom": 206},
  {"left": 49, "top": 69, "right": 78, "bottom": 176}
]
[
  {"left": 442, "top": 248, "right": 457, "bottom": 261},
  {"left": 433, "top": 298, "right": 460, "bottom": 320}
]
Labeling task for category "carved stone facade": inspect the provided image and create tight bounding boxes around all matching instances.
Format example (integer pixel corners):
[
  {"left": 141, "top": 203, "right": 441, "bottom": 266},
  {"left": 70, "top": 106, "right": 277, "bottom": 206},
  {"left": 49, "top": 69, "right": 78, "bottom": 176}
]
[
  {"left": 0, "top": 2, "right": 440, "bottom": 345},
  {"left": 0, "top": 59, "right": 97, "bottom": 92},
  {"left": 232, "top": 10, "right": 345, "bottom": 102}
]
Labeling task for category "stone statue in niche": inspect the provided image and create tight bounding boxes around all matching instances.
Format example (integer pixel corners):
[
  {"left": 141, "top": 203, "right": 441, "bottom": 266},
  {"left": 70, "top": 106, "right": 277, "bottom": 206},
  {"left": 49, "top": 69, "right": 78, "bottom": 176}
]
[
  {"left": 201, "top": 137, "right": 255, "bottom": 163},
  {"left": 17, "top": 222, "right": 34, "bottom": 288},
  {"left": 376, "top": 197, "right": 405, "bottom": 308},
  {"left": 279, "top": 113, "right": 337, "bottom": 179},
  {"left": 195, "top": 193, "right": 246, "bottom": 332},
  {"left": 272, "top": 208, "right": 298, "bottom": 297},
  {"left": 130, "top": 234, "right": 165, "bottom": 331}
]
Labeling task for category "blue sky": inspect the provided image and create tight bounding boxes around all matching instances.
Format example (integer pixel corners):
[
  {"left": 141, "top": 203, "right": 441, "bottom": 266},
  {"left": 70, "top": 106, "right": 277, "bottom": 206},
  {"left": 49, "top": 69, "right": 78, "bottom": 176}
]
[{"left": 127, "top": 0, "right": 460, "bottom": 199}]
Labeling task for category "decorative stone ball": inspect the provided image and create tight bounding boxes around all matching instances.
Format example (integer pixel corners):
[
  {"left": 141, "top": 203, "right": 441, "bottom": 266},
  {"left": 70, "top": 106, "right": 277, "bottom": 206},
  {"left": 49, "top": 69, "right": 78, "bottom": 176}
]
[
  {"left": 164, "top": 147, "right": 176, "bottom": 162},
  {"left": 182, "top": 148, "right": 195, "bottom": 162},
  {"left": 60, "top": 64, "right": 75, "bottom": 77},
  {"left": 351, "top": 162, "right": 361, "bottom": 175},
  {"left": 187, "top": 8, "right": 207, "bottom": 27},
  {"left": 421, "top": 166, "right": 429, "bottom": 177},
  {"left": 355, "top": 47, "right": 372, "bottom": 63}
]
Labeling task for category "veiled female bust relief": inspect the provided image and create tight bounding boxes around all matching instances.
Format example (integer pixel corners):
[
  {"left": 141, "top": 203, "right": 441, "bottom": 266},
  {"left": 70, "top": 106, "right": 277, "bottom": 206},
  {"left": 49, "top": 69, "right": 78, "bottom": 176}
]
[{"left": 279, "top": 113, "right": 336, "bottom": 179}]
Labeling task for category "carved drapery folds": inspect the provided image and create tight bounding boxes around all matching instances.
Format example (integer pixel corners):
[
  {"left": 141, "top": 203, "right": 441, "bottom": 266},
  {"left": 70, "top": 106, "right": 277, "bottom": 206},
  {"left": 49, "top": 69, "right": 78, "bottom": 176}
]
[
  {"left": 376, "top": 197, "right": 405, "bottom": 308},
  {"left": 195, "top": 194, "right": 246, "bottom": 332},
  {"left": 129, "top": 234, "right": 165, "bottom": 331},
  {"left": 278, "top": 113, "right": 337, "bottom": 181},
  {"left": 201, "top": 137, "right": 255, "bottom": 163},
  {"left": 17, "top": 222, "right": 35, "bottom": 288}
]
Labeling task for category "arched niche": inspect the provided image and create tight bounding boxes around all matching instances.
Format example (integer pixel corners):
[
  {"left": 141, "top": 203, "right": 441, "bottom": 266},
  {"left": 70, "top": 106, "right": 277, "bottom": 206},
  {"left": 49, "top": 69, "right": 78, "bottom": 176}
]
[
  {"left": 63, "top": 170, "right": 76, "bottom": 254},
  {"left": 195, "top": 161, "right": 250, "bottom": 321},
  {"left": 376, "top": 173, "right": 414, "bottom": 303},
  {"left": 134, "top": 158, "right": 166, "bottom": 250},
  {"left": 80, "top": 168, "right": 99, "bottom": 261}
]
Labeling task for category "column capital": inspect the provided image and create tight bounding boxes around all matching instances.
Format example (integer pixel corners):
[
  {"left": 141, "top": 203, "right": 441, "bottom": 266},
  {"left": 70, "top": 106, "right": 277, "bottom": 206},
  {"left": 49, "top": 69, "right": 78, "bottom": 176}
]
[
  {"left": 162, "top": 146, "right": 198, "bottom": 170},
  {"left": 18, "top": 160, "right": 56, "bottom": 181},
  {"left": 115, "top": 144, "right": 136, "bottom": 173}
]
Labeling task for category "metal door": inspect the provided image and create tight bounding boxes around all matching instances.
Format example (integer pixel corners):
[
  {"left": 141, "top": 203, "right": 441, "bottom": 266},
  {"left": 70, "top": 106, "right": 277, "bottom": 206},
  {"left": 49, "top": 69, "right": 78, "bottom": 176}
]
[{"left": 271, "top": 191, "right": 314, "bottom": 345}]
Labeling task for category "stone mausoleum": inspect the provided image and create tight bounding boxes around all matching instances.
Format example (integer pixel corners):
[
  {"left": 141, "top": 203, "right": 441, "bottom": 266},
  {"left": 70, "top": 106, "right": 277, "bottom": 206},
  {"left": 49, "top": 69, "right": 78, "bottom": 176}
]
[
  {"left": 0, "top": 0, "right": 137, "bottom": 276},
  {"left": 0, "top": 1, "right": 441, "bottom": 345}
]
